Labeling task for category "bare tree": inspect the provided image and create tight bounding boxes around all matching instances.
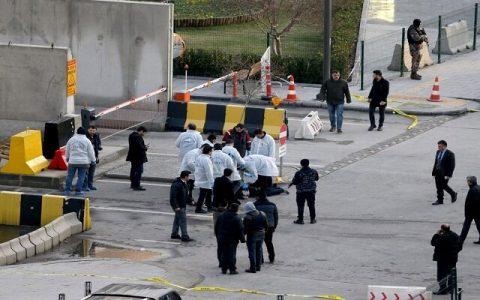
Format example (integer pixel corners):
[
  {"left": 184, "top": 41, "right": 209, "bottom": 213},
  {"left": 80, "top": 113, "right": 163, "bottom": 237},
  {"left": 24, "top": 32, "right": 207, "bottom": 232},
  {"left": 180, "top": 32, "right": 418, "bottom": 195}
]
[{"left": 230, "top": 0, "right": 314, "bottom": 56}]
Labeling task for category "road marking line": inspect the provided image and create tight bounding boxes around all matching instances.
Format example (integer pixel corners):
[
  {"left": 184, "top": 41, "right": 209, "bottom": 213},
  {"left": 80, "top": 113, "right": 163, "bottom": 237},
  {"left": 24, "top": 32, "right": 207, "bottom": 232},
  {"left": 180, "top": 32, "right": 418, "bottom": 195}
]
[
  {"left": 148, "top": 152, "right": 178, "bottom": 157},
  {"left": 135, "top": 239, "right": 181, "bottom": 245},
  {"left": 90, "top": 206, "right": 212, "bottom": 220},
  {"left": 97, "top": 179, "right": 171, "bottom": 187}
]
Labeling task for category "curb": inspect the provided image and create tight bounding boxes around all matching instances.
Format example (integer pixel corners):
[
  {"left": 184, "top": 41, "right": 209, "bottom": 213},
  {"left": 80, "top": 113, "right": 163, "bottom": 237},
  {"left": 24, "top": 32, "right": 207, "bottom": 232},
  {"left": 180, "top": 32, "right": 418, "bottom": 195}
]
[
  {"left": 104, "top": 173, "right": 174, "bottom": 184},
  {"left": 0, "top": 212, "right": 84, "bottom": 265},
  {"left": 0, "top": 147, "right": 128, "bottom": 189},
  {"left": 190, "top": 95, "right": 469, "bottom": 116}
]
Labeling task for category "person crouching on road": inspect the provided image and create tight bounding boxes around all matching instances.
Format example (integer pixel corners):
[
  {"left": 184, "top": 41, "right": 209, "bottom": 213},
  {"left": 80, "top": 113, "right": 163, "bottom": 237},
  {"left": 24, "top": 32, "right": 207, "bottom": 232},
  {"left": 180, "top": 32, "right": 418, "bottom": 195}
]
[
  {"left": 254, "top": 190, "right": 278, "bottom": 263},
  {"left": 126, "top": 126, "right": 149, "bottom": 191},
  {"left": 367, "top": 70, "right": 389, "bottom": 132},
  {"left": 215, "top": 203, "right": 245, "bottom": 275},
  {"left": 289, "top": 159, "right": 319, "bottom": 224},
  {"left": 83, "top": 125, "right": 102, "bottom": 192},
  {"left": 194, "top": 145, "right": 214, "bottom": 213},
  {"left": 170, "top": 171, "right": 194, "bottom": 242},
  {"left": 64, "top": 127, "right": 96, "bottom": 197},
  {"left": 243, "top": 202, "right": 268, "bottom": 273}
]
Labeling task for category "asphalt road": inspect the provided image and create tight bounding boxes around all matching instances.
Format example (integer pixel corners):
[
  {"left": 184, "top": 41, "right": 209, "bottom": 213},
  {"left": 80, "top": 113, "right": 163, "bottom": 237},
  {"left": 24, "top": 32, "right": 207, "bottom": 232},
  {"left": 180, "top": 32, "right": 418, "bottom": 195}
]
[{"left": 2, "top": 111, "right": 480, "bottom": 300}]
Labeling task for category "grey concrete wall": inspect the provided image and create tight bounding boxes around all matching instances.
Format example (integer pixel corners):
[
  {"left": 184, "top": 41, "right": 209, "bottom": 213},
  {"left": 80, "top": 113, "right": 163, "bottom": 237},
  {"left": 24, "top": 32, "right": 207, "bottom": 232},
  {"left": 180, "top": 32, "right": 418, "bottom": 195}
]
[
  {"left": 0, "top": 0, "right": 173, "bottom": 108},
  {"left": 0, "top": 44, "right": 69, "bottom": 122}
]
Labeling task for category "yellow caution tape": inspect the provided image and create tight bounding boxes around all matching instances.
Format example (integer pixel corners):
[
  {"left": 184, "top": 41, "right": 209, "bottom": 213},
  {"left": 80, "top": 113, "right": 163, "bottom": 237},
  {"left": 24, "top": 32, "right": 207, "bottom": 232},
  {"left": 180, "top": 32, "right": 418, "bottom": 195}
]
[
  {"left": 1, "top": 268, "right": 344, "bottom": 299},
  {"left": 353, "top": 94, "right": 418, "bottom": 130},
  {"left": 146, "top": 276, "right": 344, "bottom": 299}
]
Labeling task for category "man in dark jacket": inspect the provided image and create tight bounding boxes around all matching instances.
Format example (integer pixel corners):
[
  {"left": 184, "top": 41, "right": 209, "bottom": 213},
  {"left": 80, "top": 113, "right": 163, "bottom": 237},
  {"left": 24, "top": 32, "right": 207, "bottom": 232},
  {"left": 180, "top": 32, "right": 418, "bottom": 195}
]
[
  {"left": 431, "top": 224, "right": 461, "bottom": 295},
  {"left": 408, "top": 19, "right": 428, "bottom": 80},
  {"left": 170, "top": 171, "right": 193, "bottom": 242},
  {"left": 243, "top": 201, "right": 268, "bottom": 273},
  {"left": 83, "top": 125, "right": 102, "bottom": 191},
  {"left": 318, "top": 70, "right": 351, "bottom": 134},
  {"left": 212, "top": 168, "right": 237, "bottom": 225},
  {"left": 432, "top": 140, "right": 457, "bottom": 205},
  {"left": 254, "top": 190, "right": 278, "bottom": 263},
  {"left": 289, "top": 159, "right": 319, "bottom": 224},
  {"left": 459, "top": 176, "right": 480, "bottom": 245},
  {"left": 126, "top": 126, "right": 148, "bottom": 191},
  {"left": 215, "top": 203, "right": 245, "bottom": 275},
  {"left": 222, "top": 123, "right": 251, "bottom": 157},
  {"left": 368, "top": 70, "right": 389, "bottom": 131}
]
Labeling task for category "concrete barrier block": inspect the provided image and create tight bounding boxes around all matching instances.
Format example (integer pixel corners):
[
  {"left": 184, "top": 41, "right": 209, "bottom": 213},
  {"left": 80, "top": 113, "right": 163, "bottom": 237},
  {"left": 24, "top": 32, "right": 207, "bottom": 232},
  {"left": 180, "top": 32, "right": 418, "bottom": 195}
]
[
  {"left": 18, "top": 235, "right": 36, "bottom": 258},
  {"left": 388, "top": 41, "right": 433, "bottom": 71},
  {"left": 9, "top": 238, "right": 27, "bottom": 261},
  {"left": 28, "top": 229, "right": 46, "bottom": 255},
  {"left": 32, "top": 227, "right": 53, "bottom": 251},
  {"left": 51, "top": 217, "right": 72, "bottom": 242},
  {"left": 63, "top": 212, "right": 83, "bottom": 234},
  {"left": 0, "top": 246, "right": 7, "bottom": 265},
  {"left": 0, "top": 242, "right": 16, "bottom": 265},
  {"left": 433, "top": 20, "right": 472, "bottom": 54},
  {"left": 44, "top": 223, "right": 60, "bottom": 247}
]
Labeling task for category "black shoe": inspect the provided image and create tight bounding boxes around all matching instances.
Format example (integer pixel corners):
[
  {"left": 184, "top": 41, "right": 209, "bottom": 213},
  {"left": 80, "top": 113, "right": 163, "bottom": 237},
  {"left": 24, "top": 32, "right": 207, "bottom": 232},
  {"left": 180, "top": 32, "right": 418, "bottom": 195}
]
[
  {"left": 195, "top": 209, "right": 208, "bottom": 214},
  {"left": 473, "top": 240, "right": 480, "bottom": 245},
  {"left": 432, "top": 201, "right": 444, "bottom": 205},
  {"left": 410, "top": 73, "right": 422, "bottom": 80},
  {"left": 433, "top": 291, "right": 448, "bottom": 295},
  {"left": 337, "top": 129, "right": 343, "bottom": 134},
  {"left": 329, "top": 127, "right": 336, "bottom": 132},
  {"left": 310, "top": 219, "right": 317, "bottom": 224},
  {"left": 221, "top": 269, "right": 227, "bottom": 274},
  {"left": 181, "top": 237, "right": 195, "bottom": 242},
  {"left": 451, "top": 192, "right": 457, "bottom": 203},
  {"left": 368, "top": 126, "right": 376, "bottom": 131},
  {"left": 170, "top": 234, "right": 181, "bottom": 240},
  {"left": 132, "top": 186, "right": 146, "bottom": 191},
  {"left": 377, "top": 126, "right": 383, "bottom": 131},
  {"left": 245, "top": 269, "right": 256, "bottom": 273},
  {"left": 230, "top": 270, "right": 239, "bottom": 275},
  {"left": 256, "top": 267, "right": 261, "bottom": 272},
  {"left": 269, "top": 257, "right": 275, "bottom": 263},
  {"left": 293, "top": 220, "right": 304, "bottom": 225}
]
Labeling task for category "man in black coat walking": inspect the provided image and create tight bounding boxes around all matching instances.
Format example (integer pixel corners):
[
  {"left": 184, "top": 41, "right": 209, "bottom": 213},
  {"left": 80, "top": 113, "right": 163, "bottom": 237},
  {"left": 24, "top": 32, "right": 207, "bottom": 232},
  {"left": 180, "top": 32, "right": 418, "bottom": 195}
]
[
  {"left": 431, "top": 224, "right": 461, "bottom": 295},
  {"left": 432, "top": 140, "right": 457, "bottom": 205},
  {"left": 170, "top": 171, "right": 193, "bottom": 242},
  {"left": 126, "top": 126, "right": 148, "bottom": 191},
  {"left": 83, "top": 125, "right": 102, "bottom": 191},
  {"left": 254, "top": 190, "right": 278, "bottom": 263},
  {"left": 459, "top": 176, "right": 480, "bottom": 245},
  {"left": 318, "top": 70, "right": 351, "bottom": 134},
  {"left": 367, "top": 70, "right": 389, "bottom": 131},
  {"left": 289, "top": 159, "right": 319, "bottom": 224},
  {"left": 215, "top": 203, "right": 245, "bottom": 275}
]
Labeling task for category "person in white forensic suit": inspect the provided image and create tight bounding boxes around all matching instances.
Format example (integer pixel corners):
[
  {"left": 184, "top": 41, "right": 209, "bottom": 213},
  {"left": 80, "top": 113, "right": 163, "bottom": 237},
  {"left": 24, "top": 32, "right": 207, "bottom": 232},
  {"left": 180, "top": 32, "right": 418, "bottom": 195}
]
[
  {"left": 179, "top": 144, "right": 206, "bottom": 205},
  {"left": 211, "top": 143, "right": 235, "bottom": 179},
  {"left": 251, "top": 129, "right": 276, "bottom": 158},
  {"left": 222, "top": 139, "right": 246, "bottom": 199},
  {"left": 244, "top": 154, "right": 279, "bottom": 195},
  {"left": 176, "top": 123, "right": 203, "bottom": 161},
  {"left": 194, "top": 145, "right": 215, "bottom": 213}
]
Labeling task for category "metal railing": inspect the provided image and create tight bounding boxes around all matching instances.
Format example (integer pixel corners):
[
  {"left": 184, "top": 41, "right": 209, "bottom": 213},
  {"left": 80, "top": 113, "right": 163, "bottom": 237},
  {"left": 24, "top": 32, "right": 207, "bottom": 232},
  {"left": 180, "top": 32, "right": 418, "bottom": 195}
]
[{"left": 357, "top": 3, "right": 479, "bottom": 89}]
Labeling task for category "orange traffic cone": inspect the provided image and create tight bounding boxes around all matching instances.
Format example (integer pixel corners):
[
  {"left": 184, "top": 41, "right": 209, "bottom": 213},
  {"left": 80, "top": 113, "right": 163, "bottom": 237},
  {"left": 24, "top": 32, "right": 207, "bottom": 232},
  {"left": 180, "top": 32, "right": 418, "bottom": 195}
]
[
  {"left": 285, "top": 75, "right": 297, "bottom": 103},
  {"left": 48, "top": 148, "right": 68, "bottom": 170},
  {"left": 428, "top": 76, "right": 441, "bottom": 102}
]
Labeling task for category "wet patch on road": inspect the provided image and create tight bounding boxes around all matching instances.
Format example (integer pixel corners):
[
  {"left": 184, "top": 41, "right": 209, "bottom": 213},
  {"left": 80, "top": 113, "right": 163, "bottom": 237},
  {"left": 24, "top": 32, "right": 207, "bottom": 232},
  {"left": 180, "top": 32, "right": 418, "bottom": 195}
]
[{"left": 72, "top": 239, "right": 162, "bottom": 262}]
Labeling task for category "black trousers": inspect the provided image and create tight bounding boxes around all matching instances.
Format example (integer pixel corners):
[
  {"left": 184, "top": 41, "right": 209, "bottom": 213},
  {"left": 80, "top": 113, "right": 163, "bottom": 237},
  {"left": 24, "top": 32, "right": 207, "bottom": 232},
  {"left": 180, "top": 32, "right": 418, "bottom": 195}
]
[
  {"left": 459, "top": 215, "right": 480, "bottom": 243},
  {"left": 196, "top": 188, "right": 212, "bottom": 211},
  {"left": 218, "top": 238, "right": 238, "bottom": 272},
  {"left": 187, "top": 179, "right": 195, "bottom": 202},
  {"left": 264, "top": 227, "right": 275, "bottom": 262},
  {"left": 369, "top": 103, "right": 385, "bottom": 127},
  {"left": 296, "top": 191, "right": 316, "bottom": 222},
  {"left": 435, "top": 174, "right": 455, "bottom": 203},
  {"left": 130, "top": 162, "right": 144, "bottom": 188},
  {"left": 437, "top": 261, "right": 456, "bottom": 293}
]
